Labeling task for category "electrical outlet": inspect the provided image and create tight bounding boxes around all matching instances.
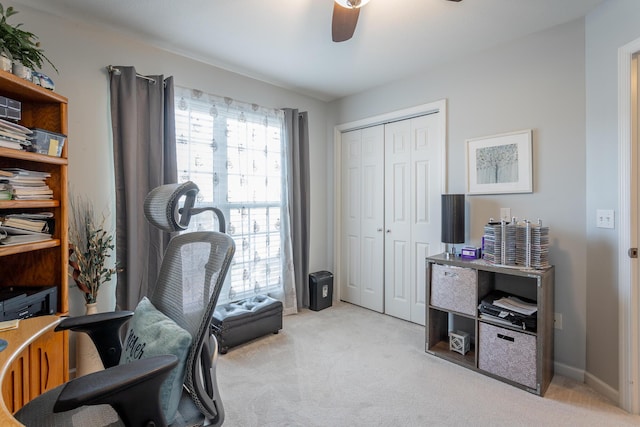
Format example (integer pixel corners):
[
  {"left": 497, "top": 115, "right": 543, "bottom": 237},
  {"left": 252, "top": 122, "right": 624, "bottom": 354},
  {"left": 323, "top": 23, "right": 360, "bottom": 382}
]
[
  {"left": 500, "top": 208, "right": 511, "bottom": 222},
  {"left": 596, "top": 209, "right": 615, "bottom": 229},
  {"left": 554, "top": 313, "right": 563, "bottom": 330}
]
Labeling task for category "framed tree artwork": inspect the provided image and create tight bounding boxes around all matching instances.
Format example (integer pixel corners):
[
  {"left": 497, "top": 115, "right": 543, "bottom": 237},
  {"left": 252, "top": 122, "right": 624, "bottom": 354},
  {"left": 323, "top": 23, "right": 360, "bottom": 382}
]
[{"left": 466, "top": 129, "right": 533, "bottom": 195}]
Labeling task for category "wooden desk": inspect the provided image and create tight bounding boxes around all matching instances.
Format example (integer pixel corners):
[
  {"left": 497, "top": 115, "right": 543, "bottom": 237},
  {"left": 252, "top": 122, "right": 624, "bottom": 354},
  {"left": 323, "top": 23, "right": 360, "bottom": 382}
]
[{"left": 0, "top": 316, "right": 67, "bottom": 426}]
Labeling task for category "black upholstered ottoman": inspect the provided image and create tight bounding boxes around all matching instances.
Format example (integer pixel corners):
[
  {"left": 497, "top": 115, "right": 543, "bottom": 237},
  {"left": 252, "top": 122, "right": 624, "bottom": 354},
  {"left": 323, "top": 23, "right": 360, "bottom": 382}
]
[{"left": 212, "top": 295, "right": 283, "bottom": 354}]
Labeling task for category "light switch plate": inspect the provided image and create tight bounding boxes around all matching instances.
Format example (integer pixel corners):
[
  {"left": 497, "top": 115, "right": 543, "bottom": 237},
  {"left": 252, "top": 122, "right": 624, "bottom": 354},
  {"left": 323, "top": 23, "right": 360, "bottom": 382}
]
[{"left": 596, "top": 209, "right": 615, "bottom": 229}]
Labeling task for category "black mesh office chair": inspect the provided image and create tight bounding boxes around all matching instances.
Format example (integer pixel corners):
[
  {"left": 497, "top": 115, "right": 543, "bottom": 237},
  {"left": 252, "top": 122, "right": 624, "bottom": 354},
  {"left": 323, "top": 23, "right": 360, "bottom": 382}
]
[{"left": 15, "top": 181, "right": 235, "bottom": 427}]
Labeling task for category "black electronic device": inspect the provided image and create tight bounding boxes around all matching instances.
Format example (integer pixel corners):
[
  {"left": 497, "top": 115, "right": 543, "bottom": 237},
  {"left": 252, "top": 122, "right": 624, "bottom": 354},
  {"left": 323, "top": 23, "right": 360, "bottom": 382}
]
[
  {"left": 309, "top": 270, "right": 333, "bottom": 311},
  {"left": 0, "top": 286, "right": 57, "bottom": 321}
]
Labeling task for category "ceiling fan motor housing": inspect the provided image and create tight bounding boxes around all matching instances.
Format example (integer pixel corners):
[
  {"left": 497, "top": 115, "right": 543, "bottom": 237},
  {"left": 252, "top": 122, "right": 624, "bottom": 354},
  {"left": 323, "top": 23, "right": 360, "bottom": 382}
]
[{"left": 336, "top": 0, "right": 366, "bottom": 9}]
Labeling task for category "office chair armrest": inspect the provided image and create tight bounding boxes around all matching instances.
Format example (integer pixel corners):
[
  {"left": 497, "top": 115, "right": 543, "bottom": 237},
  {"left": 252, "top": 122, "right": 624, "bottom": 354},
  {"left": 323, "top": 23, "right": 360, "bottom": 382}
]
[
  {"left": 56, "top": 311, "right": 134, "bottom": 368},
  {"left": 54, "top": 354, "right": 178, "bottom": 427}
]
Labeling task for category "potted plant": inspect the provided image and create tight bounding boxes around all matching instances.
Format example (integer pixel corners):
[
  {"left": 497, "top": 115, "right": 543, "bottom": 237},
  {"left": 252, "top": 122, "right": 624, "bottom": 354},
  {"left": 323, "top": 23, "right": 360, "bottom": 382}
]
[
  {"left": 68, "top": 194, "right": 119, "bottom": 376},
  {"left": 0, "top": 3, "right": 57, "bottom": 78},
  {"left": 68, "top": 194, "right": 118, "bottom": 306}
]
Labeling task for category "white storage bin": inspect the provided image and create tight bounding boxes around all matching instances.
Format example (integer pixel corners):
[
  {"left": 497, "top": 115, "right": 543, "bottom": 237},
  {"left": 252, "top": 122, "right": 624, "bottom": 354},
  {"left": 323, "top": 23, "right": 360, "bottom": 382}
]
[
  {"left": 430, "top": 264, "right": 477, "bottom": 315},
  {"left": 478, "top": 322, "right": 537, "bottom": 389}
]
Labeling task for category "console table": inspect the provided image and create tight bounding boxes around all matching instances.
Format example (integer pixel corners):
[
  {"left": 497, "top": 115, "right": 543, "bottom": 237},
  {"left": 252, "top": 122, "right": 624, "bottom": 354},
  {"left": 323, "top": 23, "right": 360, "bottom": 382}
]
[
  {"left": 425, "top": 254, "right": 554, "bottom": 395},
  {"left": 0, "top": 316, "right": 66, "bottom": 426}
]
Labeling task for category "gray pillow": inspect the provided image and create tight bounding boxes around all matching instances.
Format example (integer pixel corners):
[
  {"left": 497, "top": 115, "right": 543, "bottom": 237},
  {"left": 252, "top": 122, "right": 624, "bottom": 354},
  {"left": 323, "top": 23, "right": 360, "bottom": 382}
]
[{"left": 119, "top": 297, "right": 192, "bottom": 423}]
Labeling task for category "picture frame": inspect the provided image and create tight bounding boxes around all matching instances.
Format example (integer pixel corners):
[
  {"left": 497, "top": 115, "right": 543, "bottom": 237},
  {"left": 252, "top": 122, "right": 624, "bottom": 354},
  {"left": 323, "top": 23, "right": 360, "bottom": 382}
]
[{"left": 466, "top": 129, "right": 533, "bottom": 195}]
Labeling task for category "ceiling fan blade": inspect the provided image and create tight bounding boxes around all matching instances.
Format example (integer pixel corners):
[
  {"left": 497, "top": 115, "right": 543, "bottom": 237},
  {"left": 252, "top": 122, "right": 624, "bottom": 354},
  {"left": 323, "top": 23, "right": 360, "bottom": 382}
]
[{"left": 332, "top": 3, "right": 360, "bottom": 43}]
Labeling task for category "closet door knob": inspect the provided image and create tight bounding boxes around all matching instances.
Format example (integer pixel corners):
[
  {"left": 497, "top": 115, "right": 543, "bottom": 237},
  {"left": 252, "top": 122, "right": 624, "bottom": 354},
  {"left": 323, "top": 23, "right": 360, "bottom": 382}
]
[
  {"left": 377, "top": 228, "right": 383, "bottom": 232},
  {"left": 386, "top": 229, "right": 391, "bottom": 233}
]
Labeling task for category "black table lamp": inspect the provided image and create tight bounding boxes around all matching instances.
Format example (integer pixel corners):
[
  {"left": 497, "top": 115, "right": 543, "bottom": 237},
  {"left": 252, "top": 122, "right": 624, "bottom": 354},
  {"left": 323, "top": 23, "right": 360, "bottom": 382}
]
[{"left": 441, "top": 194, "right": 465, "bottom": 258}]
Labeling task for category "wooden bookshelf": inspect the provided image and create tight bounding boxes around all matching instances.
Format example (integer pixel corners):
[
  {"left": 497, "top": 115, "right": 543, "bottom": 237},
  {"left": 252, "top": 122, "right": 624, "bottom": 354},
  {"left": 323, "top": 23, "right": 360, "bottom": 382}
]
[{"left": 0, "top": 69, "right": 69, "bottom": 412}]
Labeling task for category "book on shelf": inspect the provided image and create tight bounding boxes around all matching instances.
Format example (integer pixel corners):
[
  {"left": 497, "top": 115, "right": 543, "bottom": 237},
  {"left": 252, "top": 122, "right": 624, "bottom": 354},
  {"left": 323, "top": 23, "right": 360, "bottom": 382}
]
[
  {"left": 11, "top": 186, "right": 53, "bottom": 195},
  {"left": 0, "top": 168, "right": 53, "bottom": 200},
  {"left": 11, "top": 192, "right": 53, "bottom": 200},
  {"left": 0, "top": 139, "right": 23, "bottom": 150},
  {"left": 0, "top": 220, "right": 52, "bottom": 245},
  {"left": 0, "top": 129, "right": 29, "bottom": 141},
  {"left": 10, "top": 181, "right": 51, "bottom": 189},
  {"left": 0, "top": 232, "right": 52, "bottom": 246},
  {"left": 0, "top": 119, "right": 32, "bottom": 152},
  {"left": 0, "top": 118, "right": 31, "bottom": 136},
  {"left": 1, "top": 213, "right": 54, "bottom": 233},
  {"left": 0, "top": 168, "right": 51, "bottom": 179},
  {"left": 12, "top": 195, "right": 53, "bottom": 201},
  {"left": 7, "top": 211, "right": 54, "bottom": 220},
  {"left": 1, "top": 220, "right": 52, "bottom": 235}
]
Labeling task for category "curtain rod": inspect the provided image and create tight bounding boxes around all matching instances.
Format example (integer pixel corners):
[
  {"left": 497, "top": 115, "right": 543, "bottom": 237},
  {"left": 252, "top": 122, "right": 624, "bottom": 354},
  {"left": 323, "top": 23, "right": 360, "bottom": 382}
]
[{"left": 106, "top": 65, "right": 156, "bottom": 84}]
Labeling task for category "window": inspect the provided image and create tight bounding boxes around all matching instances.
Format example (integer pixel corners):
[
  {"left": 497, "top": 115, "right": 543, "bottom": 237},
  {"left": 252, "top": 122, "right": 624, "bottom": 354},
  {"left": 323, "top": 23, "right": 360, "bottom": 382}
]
[{"left": 174, "top": 87, "right": 288, "bottom": 304}]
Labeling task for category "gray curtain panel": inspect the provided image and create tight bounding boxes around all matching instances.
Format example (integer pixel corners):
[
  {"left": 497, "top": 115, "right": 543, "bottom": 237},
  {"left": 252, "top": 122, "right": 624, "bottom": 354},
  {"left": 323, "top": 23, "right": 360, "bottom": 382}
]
[
  {"left": 283, "top": 109, "right": 310, "bottom": 308},
  {"left": 109, "top": 66, "right": 177, "bottom": 311}
]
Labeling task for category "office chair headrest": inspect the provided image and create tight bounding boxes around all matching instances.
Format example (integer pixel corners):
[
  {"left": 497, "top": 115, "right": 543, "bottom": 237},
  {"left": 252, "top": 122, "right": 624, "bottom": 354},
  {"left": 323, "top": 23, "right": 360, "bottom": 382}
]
[{"left": 144, "top": 181, "right": 199, "bottom": 232}]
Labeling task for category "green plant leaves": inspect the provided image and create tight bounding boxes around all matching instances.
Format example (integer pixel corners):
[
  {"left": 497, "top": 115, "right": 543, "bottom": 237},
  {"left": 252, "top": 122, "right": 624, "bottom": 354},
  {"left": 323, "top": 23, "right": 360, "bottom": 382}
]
[{"left": 0, "top": 3, "right": 57, "bottom": 72}]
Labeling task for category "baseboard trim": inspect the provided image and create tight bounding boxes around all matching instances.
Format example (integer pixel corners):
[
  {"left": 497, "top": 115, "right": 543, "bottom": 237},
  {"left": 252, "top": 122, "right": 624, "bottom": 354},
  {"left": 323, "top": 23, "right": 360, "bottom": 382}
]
[
  {"left": 585, "top": 371, "right": 620, "bottom": 405},
  {"left": 554, "top": 361, "right": 620, "bottom": 406},
  {"left": 554, "top": 361, "right": 585, "bottom": 382}
]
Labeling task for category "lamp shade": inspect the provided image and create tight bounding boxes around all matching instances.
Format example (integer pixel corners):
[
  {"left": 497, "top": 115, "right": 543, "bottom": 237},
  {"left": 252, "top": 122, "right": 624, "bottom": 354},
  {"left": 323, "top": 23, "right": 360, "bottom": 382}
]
[{"left": 441, "top": 194, "right": 465, "bottom": 244}]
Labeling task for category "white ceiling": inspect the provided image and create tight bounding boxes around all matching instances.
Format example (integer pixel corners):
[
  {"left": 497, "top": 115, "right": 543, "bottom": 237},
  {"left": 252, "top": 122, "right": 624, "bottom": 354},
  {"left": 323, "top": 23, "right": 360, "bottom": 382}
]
[{"left": 15, "top": 0, "right": 604, "bottom": 101}]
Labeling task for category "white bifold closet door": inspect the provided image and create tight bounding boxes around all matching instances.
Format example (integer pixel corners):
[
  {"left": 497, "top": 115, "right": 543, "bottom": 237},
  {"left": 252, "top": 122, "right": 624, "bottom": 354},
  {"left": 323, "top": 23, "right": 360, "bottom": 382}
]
[
  {"left": 384, "top": 114, "right": 442, "bottom": 325},
  {"left": 341, "top": 125, "right": 385, "bottom": 312},
  {"left": 340, "top": 113, "right": 442, "bottom": 325}
]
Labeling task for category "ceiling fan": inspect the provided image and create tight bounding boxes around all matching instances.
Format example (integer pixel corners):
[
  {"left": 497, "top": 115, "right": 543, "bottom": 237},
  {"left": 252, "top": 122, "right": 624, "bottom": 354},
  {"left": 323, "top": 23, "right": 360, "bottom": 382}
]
[{"left": 332, "top": 0, "right": 463, "bottom": 43}]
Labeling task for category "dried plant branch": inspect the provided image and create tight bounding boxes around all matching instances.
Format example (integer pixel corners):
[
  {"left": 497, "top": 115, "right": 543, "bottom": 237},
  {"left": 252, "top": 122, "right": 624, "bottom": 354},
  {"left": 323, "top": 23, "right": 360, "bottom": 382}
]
[{"left": 68, "top": 194, "right": 118, "bottom": 304}]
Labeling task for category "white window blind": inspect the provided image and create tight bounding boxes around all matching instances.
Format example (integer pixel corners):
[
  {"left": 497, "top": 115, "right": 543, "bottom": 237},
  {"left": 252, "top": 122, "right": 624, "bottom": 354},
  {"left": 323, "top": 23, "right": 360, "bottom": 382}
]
[{"left": 174, "top": 87, "right": 288, "bottom": 304}]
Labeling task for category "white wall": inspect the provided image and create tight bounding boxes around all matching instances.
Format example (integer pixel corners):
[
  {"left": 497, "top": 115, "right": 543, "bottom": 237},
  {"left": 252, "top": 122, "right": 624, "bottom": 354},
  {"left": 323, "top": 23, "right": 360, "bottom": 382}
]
[
  {"left": 329, "top": 20, "right": 588, "bottom": 377},
  {"left": 4, "top": 1, "right": 330, "bottom": 364},
  {"left": 585, "top": 0, "right": 640, "bottom": 395}
]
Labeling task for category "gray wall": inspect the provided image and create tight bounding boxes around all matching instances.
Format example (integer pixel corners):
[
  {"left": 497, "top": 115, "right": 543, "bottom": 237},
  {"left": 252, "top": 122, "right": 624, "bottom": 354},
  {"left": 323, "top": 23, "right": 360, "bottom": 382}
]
[
  {"left": 585, "top": 0, "right": 640, "bottom": 392},
  {"left": 7, "top": 0, "right": 637, "bottom": 397},
  {"left": 329, "top": 20, "right": 588, "bottom": 377}
]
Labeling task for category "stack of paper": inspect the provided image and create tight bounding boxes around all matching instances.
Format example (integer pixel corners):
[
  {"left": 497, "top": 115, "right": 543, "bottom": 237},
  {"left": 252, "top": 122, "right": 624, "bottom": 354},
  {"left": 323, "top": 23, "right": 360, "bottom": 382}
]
[
  {"left": 492, "top": 295, "right": 538, "bottom": 316},
  {"left": 0, "top": 168, "right": 52, "bottom": 200},
  {"left": 0, "top": 118, "right": 32, "bottom": 151},
  {"left": 2, "top": 213, "right": 52, "bottom": 233},
  {"left": 0, "top": 233, "right": 52, "bottom": 246},
  {"left": 0, "top": 212, "right": 54, "bottom": 246}
]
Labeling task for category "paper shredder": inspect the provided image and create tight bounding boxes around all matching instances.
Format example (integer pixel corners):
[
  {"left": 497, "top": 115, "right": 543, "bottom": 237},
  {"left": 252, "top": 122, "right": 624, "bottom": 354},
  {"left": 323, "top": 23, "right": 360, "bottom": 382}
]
[{"left": 309, "top": 270, "right": 333, "bottom": 311}]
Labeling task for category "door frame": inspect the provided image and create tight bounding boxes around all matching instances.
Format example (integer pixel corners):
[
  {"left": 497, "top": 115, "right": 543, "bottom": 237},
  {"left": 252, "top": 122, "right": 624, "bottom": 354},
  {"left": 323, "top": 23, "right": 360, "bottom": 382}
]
[
  {"left": 333, "top": 99, "right": 448, "bottom": 303},
  {"left": 618, "top": 37, "right": 640, "bottom": 414}
]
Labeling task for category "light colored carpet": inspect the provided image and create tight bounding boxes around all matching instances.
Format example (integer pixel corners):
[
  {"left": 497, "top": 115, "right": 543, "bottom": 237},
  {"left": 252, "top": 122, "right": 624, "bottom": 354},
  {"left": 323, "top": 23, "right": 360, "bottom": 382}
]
[{"left": 217, "top": 302, "right": 640, "bottom": 426}]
